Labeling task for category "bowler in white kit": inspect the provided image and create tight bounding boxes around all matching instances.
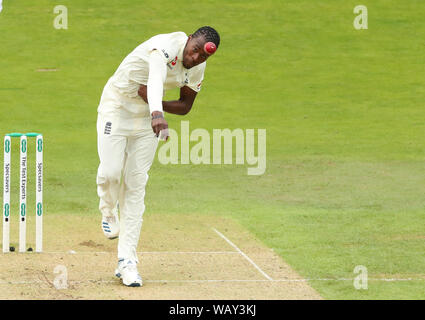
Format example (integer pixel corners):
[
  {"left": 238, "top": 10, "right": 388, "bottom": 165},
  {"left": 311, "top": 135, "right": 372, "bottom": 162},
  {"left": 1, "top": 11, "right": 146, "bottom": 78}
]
[{"left": 96, "top": 26, "right": 220, "bottom": 287}]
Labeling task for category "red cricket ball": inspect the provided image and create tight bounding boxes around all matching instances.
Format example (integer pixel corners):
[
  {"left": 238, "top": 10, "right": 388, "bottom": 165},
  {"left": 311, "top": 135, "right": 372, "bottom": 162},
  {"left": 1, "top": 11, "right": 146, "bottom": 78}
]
[{"left": 204, "top": 42, "right": 217, "bottom": 55}]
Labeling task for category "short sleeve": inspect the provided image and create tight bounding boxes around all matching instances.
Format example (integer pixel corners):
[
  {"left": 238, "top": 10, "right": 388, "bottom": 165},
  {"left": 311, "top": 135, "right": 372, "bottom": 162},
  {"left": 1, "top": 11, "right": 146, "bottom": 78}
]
[{"left": 187, "top": 62, "right": 206, "bottom": 93}]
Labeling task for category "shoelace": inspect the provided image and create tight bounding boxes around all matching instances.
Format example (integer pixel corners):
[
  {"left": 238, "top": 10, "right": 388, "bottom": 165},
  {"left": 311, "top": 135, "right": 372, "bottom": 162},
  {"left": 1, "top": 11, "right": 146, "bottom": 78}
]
[{"left": 104, "top": 216, "right": 116, "bottom": 224}]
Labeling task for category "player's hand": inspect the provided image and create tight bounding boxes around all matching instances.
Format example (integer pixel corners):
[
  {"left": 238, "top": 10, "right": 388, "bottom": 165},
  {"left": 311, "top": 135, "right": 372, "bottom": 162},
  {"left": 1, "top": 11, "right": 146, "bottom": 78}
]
[
  {"left": 138, "top": 85, "right": 148, "bottom": 103},
  {"left": 151, "top": 111, "right": 168, "bottom": 139}
]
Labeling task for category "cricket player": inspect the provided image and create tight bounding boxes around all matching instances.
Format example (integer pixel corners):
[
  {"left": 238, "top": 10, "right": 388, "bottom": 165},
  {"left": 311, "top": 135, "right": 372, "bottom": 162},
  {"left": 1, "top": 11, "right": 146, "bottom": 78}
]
[{"left": 96, "top": 26, "right": 220, "bottom": 287}]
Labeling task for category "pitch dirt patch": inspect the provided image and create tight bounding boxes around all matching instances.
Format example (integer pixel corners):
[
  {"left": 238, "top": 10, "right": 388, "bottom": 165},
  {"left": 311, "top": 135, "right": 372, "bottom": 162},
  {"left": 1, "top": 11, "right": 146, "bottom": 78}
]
[{"left": 0, "top": 214, "right": 321, "bottom": 300}]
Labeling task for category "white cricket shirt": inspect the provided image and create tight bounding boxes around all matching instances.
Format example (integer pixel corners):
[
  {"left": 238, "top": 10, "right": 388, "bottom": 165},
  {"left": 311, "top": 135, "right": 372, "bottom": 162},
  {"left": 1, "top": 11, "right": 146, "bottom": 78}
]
[{"left": 110, "top": 31, "right": 205, "bottom": 99}]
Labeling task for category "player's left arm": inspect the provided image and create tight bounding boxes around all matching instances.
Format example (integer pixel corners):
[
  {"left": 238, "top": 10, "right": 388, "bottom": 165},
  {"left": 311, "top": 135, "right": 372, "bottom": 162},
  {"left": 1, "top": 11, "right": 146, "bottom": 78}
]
[{"left": 138, "top": 85, "right": 197, "bottom": 115}]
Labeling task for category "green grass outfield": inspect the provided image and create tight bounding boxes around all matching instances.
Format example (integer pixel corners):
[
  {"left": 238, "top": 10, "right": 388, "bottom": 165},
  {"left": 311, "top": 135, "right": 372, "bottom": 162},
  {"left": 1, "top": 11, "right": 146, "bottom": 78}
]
[{"left": 1, "top": 0, "right": 424, "bottom": 299}]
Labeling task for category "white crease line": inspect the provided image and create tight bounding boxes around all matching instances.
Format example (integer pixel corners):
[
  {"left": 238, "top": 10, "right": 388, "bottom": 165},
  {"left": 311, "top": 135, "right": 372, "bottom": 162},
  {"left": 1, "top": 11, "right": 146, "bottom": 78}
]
[
  {"left": 41, "top": 251, "right": 239, "bottom": 255},
  {"left": 145, "top": 278, "right": 425, "bottom": 283},
  {"left": 212, "top": 228, "right": 273, "bottom": 281},
  {"left": 1, "top": 278, "right": 424, "bottom": 285}
]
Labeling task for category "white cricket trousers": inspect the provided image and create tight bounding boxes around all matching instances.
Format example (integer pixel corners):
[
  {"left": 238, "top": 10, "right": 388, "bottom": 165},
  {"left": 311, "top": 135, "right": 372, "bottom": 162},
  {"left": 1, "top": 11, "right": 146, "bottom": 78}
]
[{"left": 96, "top": 81, "right": 158, "bottom": 263}]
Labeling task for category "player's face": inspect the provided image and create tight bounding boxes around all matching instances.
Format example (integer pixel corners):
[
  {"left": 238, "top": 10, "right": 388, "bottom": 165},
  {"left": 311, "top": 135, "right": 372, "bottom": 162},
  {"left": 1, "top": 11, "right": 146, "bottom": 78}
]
[{"left": 183, "top": 35, "right": 211, "bottom": 69}]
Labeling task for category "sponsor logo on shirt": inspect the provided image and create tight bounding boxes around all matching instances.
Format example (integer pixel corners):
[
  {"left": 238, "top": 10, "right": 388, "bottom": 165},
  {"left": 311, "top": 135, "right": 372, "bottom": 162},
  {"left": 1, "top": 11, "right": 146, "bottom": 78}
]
[{"left": 167, "top": 56, "right": 178, "bottom": 70}]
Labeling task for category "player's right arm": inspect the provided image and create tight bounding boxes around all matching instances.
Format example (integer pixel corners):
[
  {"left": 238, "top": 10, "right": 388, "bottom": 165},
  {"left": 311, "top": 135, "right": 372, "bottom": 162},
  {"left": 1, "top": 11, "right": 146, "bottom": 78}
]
[{"left": 146, "top": 50, "right": 168, "bottom": 138}]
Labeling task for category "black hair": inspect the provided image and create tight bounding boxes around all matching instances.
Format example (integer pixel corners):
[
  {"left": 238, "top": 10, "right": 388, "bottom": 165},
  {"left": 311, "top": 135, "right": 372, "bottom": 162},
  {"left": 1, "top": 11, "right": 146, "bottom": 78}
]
[{"left": 192, "top": 26, "right": 220, "bottom": 49}]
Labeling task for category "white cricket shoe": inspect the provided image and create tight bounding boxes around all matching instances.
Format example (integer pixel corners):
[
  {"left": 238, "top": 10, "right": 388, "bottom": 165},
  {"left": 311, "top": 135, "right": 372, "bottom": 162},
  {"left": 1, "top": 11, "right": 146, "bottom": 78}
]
[
  {"left": 101, "top": 210, "right": 120, "bottom": 239},
  {"left": 115, "top": 259, "right": 143, "bottom": 287}
]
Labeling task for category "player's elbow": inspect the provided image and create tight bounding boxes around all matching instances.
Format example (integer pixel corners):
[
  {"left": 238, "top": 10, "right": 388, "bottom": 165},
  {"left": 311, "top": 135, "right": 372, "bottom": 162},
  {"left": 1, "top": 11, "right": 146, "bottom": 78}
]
[
  {"left": 180, "top": 108, "right": 191, "bottom": 115},
  {"left": 180, "top": 102, "right": 193, "bottom": 115}
]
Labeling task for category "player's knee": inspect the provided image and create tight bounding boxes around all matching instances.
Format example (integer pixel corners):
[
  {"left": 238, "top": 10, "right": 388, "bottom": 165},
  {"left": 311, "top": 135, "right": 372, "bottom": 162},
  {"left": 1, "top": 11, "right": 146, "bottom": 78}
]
[{"left": 98, "top": 166, "right": 122, "bottom": 184}]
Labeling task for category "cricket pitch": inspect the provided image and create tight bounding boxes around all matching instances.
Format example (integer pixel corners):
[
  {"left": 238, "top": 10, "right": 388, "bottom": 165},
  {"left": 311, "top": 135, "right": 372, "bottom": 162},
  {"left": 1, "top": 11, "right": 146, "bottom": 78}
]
[{"left": 0, "top": 214, "right": 321, "bottom": 300}]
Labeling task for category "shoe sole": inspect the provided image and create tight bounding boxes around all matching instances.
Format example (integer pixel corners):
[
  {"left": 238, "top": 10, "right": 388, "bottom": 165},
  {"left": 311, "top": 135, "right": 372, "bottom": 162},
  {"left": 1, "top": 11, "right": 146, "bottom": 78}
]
[
  {"left": 102, "top": 227, "right": 119, "bottom": 239},
  {"left": 125, "top": 282, "right": 142, "bottom": 287},
  {"left": 103, "top": 231, "right": 119, "bottom": 239}
]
